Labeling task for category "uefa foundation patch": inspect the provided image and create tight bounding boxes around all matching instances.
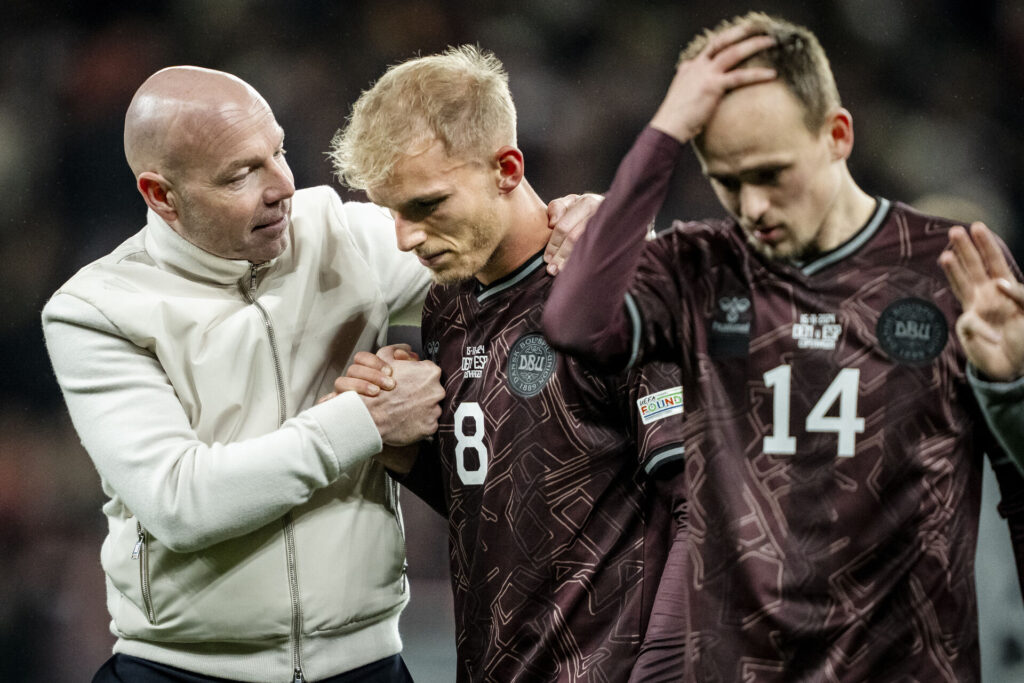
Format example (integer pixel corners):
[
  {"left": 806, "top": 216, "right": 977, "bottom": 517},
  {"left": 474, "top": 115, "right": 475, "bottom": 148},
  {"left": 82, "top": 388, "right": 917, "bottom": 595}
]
[
  {"left": 507, "top": 333, "right": 557, "bottom": 397},
  {"left": 876, "top": 297, "right": 948, "bottom": 365},
  {"left": 637, "top": 386, "right": 684, "bottom": 424}
]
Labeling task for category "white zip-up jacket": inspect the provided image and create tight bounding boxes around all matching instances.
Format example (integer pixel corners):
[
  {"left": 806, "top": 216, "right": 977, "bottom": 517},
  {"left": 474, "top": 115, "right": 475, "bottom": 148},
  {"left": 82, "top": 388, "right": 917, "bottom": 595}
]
[{"left": 41, "top": 186, "right": 430, "bottom": 682}]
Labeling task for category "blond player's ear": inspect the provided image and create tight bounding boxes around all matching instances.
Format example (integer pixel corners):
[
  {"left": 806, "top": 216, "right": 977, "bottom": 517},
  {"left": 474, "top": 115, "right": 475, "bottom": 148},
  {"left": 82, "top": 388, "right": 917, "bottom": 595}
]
[{"left": 494, "top": 146, "right": 524, "bottom": 193}]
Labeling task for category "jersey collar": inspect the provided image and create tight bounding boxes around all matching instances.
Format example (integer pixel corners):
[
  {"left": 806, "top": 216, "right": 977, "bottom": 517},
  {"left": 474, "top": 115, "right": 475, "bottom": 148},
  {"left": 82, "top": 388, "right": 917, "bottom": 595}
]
[
  {"left": 796, "top": 197, "right": 891, "bottom": 276},
  {"left": 475, "top": 250, "right": 547, "bottom": 303}
]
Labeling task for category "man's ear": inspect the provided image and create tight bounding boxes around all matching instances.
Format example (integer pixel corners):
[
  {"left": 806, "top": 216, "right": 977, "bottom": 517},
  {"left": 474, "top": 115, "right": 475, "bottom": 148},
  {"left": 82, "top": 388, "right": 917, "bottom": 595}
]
[
  {"left": 494, "top": 146, "right": 525, "bottom": 193},
  {"left": 825, "top": 108, "right": 854, "bottom": 161},
  {"left": 137, "top": 172, "right": 179, "bottom": 221}
]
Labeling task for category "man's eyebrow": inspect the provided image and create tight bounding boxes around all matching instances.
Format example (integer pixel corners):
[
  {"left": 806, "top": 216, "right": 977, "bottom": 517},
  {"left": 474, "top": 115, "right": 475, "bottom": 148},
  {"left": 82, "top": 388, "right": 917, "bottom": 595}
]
[{"left": 215, "top": 130, "right": 286, "bottom": 180}]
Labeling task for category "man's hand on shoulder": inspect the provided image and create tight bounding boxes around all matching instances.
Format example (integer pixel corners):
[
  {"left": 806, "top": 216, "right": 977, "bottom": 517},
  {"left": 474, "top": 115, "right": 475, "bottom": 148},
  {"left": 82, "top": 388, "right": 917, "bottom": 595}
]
[{"left": 544, "top": 193, "right": 604, "bottom": 275}]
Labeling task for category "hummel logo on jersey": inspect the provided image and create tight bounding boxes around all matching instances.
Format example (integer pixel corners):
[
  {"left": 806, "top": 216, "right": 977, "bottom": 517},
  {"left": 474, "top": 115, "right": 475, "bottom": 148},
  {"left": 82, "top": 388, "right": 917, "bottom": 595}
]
[
  {"left": 461, "top": 345, "right": 488, "bottom": 379},
  {"left": 792, "top": 312, "right": 842, "bottom": 350},
  {"left": 710, "top": 292, "right": 752, "bottom": 357},
  {"left": 425, "top": 340, "right": 440, "bottom": 361},
  {"left": 720, "top": 296, "right": 750, "bottom": 323}
]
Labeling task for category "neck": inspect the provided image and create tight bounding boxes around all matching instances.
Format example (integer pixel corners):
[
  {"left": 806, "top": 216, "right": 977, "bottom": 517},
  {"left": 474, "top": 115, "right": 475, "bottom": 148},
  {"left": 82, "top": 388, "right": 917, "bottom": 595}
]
[
  {"left": 816, "top": 167, "right": 877, "bottom": 253},
  {"left": 476, "top": 178, "right": 550, "bottom": 285}
]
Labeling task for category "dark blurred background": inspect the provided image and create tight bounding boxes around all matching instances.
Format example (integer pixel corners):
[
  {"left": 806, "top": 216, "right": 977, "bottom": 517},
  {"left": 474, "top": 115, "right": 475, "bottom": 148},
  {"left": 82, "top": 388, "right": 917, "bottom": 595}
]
[{"left": 2, "top": 0, "right": 1023, "bottom": 680}]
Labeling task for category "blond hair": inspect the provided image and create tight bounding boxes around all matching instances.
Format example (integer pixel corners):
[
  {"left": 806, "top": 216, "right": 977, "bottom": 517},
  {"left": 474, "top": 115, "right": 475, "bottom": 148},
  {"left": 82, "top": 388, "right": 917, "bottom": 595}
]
[
  {"left": 682, "top": 12, "right": 840, "bottom": 132},
  {"left": 330, "top": 45, "right": 517, "bottom": 190}
]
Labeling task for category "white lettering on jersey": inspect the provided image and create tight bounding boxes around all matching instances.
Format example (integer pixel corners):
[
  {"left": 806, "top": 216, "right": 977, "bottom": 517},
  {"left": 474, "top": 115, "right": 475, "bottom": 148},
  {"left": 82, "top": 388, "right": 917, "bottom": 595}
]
[
  {"left": 460, "top": 345, "right": 489, "bottom": 379},
  {"left": 792, "top": 312, "right": 842, "bottom": 350}
]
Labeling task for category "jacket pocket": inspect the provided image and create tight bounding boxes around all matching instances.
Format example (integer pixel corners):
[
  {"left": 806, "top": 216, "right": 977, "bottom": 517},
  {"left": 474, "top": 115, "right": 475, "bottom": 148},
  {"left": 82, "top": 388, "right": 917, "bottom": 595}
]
[
  {"left": 131, "top": 520, "right": 156, "bottom": 624},
  {"left": 101, "top": 515, "right": 158, "bottom": 633}
]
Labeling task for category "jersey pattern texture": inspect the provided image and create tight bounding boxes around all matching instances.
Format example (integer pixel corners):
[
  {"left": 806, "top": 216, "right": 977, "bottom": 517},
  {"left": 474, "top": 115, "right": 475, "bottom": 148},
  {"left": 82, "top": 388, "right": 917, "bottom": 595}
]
[
  {"left": 415, "top": 252, "right": 684, "bottom": 683},
  {"left": 629, "top": 199, "right": 1007, "bottom": 682}
]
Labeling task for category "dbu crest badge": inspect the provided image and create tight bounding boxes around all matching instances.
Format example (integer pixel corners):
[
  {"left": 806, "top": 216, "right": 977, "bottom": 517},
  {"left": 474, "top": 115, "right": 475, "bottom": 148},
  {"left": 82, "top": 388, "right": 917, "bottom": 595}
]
[
  {"left": 876, "top": 297, "right": 948, "bottom": 365},
  {"left": 507, "top": 333, "right": 557, "bottom": 397}
]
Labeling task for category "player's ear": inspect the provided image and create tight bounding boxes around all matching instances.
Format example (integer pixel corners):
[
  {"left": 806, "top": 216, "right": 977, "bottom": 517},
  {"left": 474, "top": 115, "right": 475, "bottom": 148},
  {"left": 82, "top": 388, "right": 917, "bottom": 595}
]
[
  {"left": 494, "top": 146, "right": 525, "bottom": 193},
  {"left": 824, "top": 108, "right": 854, "bottom": 161},
  {"left": 137, "top": 172, "right": 179, "bottom": 221}
]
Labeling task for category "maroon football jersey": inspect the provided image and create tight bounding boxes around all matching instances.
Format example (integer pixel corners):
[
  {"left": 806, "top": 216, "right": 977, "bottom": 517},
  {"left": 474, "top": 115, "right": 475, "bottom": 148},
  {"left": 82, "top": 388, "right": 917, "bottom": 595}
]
[
  {"left": 544, "top": 127, "right": 1024, "bottom": 682},
  {"left": 406, "top": 251, "right": 686, "bottom": 682}
]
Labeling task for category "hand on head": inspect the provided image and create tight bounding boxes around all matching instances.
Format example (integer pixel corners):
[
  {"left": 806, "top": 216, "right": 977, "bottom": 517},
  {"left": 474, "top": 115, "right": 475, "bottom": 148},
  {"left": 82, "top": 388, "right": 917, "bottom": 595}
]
[{"left": 650, "top": 23, "right": 777, "bottom": 143}]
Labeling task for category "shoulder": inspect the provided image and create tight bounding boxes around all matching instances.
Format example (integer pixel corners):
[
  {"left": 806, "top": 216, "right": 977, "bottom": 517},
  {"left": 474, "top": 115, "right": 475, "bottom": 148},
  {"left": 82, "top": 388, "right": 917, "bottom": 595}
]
[
  {"left": 642, "top": 217, "right": 745, "bottom": 272},
  {"left": 290, "top": 185, "right": 393, "bottom": 237},
  {"left": 50, "top": 229, "right": 150, "bottom": 300}
]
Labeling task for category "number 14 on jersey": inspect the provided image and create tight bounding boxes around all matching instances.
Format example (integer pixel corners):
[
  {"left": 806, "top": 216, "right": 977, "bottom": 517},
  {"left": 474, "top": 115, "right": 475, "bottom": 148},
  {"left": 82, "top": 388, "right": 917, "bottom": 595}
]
[{"left": 763, "top": 365, "right": 864, "bottom": 457}]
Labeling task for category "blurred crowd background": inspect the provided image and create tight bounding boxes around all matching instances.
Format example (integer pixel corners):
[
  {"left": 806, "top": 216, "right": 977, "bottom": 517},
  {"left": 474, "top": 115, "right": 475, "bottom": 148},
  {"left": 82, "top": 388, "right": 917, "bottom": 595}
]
[{"left": 2, "top": 0, "right": 1023, "bottom": 680}]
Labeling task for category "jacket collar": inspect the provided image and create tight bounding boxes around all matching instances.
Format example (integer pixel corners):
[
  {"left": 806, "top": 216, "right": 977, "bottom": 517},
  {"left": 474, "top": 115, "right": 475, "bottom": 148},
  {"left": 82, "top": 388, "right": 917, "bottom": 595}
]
[{"left": 143, "top": 209, "right": 280, "bottom": 285}]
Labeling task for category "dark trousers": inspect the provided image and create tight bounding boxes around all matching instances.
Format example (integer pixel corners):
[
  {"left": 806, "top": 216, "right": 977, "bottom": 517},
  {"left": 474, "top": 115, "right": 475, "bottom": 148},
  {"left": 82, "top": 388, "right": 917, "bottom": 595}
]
[{"left": 93, "top": 653, "right": 414, "bottom": 683}]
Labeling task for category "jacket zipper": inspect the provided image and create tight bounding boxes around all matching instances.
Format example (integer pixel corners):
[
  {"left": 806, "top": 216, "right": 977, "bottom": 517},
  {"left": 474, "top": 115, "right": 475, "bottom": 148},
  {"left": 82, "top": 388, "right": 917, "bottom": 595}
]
[
  {"left": 131, "top": 520, "right": 156, "bottom": 623},
  {"left": 387, "top": 478, "right": 409, "bottom": 593},
  {"left": 246, "top": 264, "right": 303, "bottom": 682}
]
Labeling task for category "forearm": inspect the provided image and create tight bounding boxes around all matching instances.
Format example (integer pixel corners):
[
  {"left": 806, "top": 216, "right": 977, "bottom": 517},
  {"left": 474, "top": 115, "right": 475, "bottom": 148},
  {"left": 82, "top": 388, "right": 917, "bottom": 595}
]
[
  {"left": 43, "top": 296, "right": 382, "bottom": 551},
  {"left": 543, "top": 127, "right": 683, "bottom": 369},
  {"left": 970, "top": 364, "right": 1024, "bottom": 472},
  {"left": 989, "top": 448, "right": 1024, "bottom": 598}
]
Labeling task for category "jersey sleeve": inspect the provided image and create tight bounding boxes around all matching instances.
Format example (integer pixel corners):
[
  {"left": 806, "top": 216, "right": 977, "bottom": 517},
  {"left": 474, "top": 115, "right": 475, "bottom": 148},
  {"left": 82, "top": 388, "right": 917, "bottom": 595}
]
[
  {"left": 630, "top": 465, "right": 688, "bottom": 683},
  {"left": 543, "top": 127, "right": 685, "bottom": 371},
  {"left": 624, "top": 359, "right": 687, "bottom": 477},
  {"left": 969, "top": 368, "right": 1024, "bottom": 473}
]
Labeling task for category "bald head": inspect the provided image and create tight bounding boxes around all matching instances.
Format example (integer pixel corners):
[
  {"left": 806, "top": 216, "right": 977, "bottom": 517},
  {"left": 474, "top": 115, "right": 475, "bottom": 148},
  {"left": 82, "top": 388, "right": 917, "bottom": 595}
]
[{"left": 124, "top": 66, "right": 269, "bottom": 180}]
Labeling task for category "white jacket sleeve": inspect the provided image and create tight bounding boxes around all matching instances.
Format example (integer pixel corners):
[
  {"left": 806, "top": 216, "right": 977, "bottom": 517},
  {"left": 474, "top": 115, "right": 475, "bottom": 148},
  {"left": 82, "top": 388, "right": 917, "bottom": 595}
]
[
  {"left": 336, "top": 199, "right": 431, "bottom": 328},
  {"left": 42, "top": 293, "right": 383, "bottom": 553}
]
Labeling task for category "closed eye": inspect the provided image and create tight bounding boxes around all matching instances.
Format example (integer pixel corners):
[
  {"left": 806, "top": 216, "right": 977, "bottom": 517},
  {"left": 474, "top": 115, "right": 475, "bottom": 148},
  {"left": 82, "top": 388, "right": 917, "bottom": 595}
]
[{"left": 402, "top": 195, "right": 447, "bottom": 221}]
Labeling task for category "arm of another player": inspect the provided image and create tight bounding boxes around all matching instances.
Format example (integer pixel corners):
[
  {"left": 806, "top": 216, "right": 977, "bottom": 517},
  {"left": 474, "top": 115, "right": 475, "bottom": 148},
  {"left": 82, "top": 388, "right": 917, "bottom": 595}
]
[
  {"left": 940, "top": 222, "right": 1024, "bottom": 470},
  {"left": 543, "top": 27, "right": 776, "bottom": 370}
]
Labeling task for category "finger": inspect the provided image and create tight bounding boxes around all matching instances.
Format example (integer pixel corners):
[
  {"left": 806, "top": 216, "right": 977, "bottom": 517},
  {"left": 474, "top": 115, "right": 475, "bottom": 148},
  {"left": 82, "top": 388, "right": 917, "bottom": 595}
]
[
  {"left": 547, "top": 222, "right": 587, "bottom": 274},
  {"left": 546, "top": 195, "right": 576, "bottom": 226},
  {"left": 720, "top": 67, "right": 777, "bottom": 91},
  {"left": 704, "top": 22, "right": 771, "bottom": 59},
  {"left": 711, "top": 34, "right": 777, "bottom": 71},
  {"left": 352, "top": 350, "right": 391, "bottom": 374},
  {"left": 939, "top": 247, "right": 972, "bottom": 306},
  {"left": 316, "top": 391, "right": 338, "bottom": 405},
  {"left": 334, "top": 376, "right": 382, "bottom": 397},
  {"left": 546, "top": 193, "right": 602, "bottom": 264},
  {"left": 392, "top": 347, "right": 419, "bottom": 361},
  {"left": 997, "top": 279, "right": 1024, "bottom": 309},
  {"left": 970, "top": 222, "right": 1016, "bottom": 282},
  {"left": 543, "top": 227, "right": 566, "bottom": 265},
  {"left": 344, "top": 364, "right": 396, "bottom": 390},
  {"left": 375, "top": 344, "right": 413, "bottom": 365},
  {"left": 949, "top": 223, "right": 987, "bottom": 284}
]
